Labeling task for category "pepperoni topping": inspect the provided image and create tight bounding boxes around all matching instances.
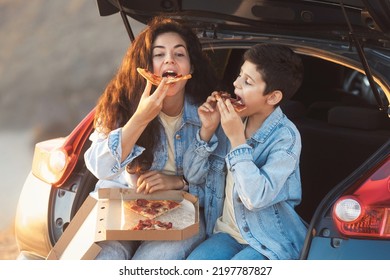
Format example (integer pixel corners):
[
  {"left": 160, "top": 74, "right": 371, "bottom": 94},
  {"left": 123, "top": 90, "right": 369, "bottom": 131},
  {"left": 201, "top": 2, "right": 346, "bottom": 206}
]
[
  {"left": 151, "top": 202, "right": 163, "bottom": 209},
  {"left": 145, "top": 208, "right": 159, "bottom": 215},
  {"left": 136, "top": 199, "right": 149, "bottom": 207},
  {"left": 132, "top": 219, "right": 173, "bottom": 230},
  {"left": 130, "top": 205, "right": 143, "bottom": 212},
  {"left": 168, "top": 201, "right": 180, "bottom": 209},
  {"left": 155, "top": 220, "right": 173, "bottom": 229}
]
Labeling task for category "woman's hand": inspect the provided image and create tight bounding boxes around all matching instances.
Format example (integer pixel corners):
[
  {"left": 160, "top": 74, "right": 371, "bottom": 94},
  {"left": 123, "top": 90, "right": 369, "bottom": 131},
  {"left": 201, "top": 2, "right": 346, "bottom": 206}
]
[
  {"left": 132, "top": 78, "right": 170, "bottom": 125},
  {"left": 136, "top": 171, "right": 184, "bottom": 194},
  {"left": 120, "top": 79, "right": 171, "bottom": 161}
]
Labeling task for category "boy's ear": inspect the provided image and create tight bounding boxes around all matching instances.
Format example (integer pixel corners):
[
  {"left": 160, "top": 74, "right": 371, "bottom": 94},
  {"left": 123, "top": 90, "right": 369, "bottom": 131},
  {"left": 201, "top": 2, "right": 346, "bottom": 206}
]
[{"left": 267, "top": 90, "right": 282, "bottom": 105}]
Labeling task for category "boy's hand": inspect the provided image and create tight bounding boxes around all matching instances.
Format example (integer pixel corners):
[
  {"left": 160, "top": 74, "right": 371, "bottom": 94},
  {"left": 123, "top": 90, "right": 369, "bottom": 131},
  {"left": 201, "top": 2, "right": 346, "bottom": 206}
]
[
  {"left": 217, "top": 97, "right": 246, "bottom": 148},
  {"left": 198, "top": 91, "right": 221, "bottom": 142}
]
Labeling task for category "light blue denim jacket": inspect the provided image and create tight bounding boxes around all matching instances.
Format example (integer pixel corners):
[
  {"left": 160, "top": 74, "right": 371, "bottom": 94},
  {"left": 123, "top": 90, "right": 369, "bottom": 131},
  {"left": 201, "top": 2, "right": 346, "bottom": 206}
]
[
  {"left": 183, "top": 106, "right": 308, "bottom": 259},
  {"left": 85, "top": 96, "right": 201, "bottom": 190}
]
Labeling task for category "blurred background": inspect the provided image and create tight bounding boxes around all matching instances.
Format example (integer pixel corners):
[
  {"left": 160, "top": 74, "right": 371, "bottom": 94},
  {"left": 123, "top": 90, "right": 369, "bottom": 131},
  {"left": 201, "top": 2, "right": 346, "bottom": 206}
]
[{"left": 0, "top": 0, "right": 144, "bottom": 259}]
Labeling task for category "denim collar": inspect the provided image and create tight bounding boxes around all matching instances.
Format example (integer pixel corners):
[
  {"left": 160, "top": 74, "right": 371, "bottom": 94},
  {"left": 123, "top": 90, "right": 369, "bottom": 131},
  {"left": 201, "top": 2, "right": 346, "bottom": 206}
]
[
  {"left": 182, "top": 95, "right": 201, "bottom": 127},
  {"left": 250, "top": 106, "right": 284, "bottom": 144}
]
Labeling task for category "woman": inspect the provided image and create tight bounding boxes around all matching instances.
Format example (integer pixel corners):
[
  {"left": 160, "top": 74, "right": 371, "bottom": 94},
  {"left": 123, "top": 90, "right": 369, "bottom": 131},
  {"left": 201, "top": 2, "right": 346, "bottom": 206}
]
[{"left": 84, "top": 16, "right": 218, "bottom": 259}]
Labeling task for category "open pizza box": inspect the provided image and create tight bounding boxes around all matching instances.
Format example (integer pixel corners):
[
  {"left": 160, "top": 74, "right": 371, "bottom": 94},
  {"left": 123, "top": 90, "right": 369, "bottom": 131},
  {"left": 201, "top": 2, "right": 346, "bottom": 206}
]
[{"left": 46, "top": 188, "right": 199, "bottom": 260}]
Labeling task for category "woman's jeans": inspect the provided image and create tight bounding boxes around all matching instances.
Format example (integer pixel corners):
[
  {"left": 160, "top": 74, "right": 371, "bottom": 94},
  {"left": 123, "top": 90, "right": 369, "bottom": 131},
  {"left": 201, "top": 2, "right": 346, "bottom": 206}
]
[{"left": 187, "top": 232, "right": 267, "bottom": 260}]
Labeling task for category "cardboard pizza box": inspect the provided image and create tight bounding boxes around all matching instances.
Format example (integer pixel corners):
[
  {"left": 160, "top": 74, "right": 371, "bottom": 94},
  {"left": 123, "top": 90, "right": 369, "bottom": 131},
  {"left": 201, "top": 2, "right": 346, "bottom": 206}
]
[{"left": 46, "top": 188, "right": 199, "bottom": 260}]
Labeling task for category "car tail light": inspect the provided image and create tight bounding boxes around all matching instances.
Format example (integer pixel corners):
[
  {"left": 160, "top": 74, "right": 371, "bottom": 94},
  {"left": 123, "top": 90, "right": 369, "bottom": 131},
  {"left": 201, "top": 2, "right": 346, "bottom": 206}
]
[
  {"left": 333, "top": 156, "right": 390, "bottom": 238},
  {"left": 31, "top": 108, "right": 96, "bottom": 187}
]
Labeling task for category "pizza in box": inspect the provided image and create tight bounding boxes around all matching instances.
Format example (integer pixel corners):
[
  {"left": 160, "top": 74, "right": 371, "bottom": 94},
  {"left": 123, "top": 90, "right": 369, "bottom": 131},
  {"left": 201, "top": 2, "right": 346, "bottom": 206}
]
[{"left": 123, "top": 198, "right": 181, "bottom": 230}]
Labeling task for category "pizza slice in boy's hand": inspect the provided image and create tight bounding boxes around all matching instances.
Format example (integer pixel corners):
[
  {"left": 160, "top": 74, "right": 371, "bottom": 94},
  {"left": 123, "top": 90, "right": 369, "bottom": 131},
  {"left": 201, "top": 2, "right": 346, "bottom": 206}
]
[
  {"left": 215, "top": 91, "right": 247, "bottom": 112},
  {"left": 137, "top": 67, "right": 192, "bottom": 86},
  {"left": 124, "top": 198, "right": 181, "bottom": 219}
]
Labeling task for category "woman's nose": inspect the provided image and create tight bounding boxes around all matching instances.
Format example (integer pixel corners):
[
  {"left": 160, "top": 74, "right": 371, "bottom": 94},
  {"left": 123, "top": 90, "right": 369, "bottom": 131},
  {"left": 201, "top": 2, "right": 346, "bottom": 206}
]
[
  {"left": 164, "top": 54, "right": 175, "bottom": 64},
  {"left": 233, "top": 78, "right": 239, "bottom": 88}
]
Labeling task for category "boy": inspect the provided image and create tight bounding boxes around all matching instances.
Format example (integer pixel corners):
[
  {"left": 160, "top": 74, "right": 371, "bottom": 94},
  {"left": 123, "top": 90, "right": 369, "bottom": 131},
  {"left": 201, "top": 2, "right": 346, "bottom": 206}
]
[{"left": 184, "top": 43, "right": 307, "bottom": 260}]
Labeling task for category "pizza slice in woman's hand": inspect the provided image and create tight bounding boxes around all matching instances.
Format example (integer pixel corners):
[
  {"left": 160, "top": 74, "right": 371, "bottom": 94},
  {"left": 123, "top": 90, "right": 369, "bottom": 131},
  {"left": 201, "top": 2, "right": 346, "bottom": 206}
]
[{"left": 137, "top": 68, "right": 192, "bottom": 86}]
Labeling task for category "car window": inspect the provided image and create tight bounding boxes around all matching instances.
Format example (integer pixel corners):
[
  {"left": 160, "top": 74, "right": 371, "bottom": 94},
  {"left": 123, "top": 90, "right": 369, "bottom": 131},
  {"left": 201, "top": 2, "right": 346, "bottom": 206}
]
[
  {"left": 343, "top": 69, "right": 388, "bottom": 107},
  {"left": 205, "top": 47, "right": 389, "bottom": 113}
]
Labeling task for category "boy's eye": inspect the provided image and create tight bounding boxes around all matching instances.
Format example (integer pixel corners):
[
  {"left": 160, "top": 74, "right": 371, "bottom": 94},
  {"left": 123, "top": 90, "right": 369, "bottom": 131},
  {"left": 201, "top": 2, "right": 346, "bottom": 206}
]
[{"left": 245, "top": 79, "right": 252, "bottom": 85}]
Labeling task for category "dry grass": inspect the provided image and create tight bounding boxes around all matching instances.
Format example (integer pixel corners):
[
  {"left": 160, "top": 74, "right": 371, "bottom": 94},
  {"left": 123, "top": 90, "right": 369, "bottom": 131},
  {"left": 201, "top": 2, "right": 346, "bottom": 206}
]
[{"left": 0, "top": 224, "right": 19, "bottom": 260}]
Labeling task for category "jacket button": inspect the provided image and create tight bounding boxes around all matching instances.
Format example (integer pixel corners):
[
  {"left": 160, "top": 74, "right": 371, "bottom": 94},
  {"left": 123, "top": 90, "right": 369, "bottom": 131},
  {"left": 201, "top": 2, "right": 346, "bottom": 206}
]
[
  {"left": 175, "top": 134, "right": 181, "bottom": 140},
  {"left": 261, "top": 245, "right": 267, "bottom": 250},
  {"left": 243, "top": 226, "right": 249, "bottom": 232},
  {"left": 236, "top": 197, "right": 242, "bottom": 203}
]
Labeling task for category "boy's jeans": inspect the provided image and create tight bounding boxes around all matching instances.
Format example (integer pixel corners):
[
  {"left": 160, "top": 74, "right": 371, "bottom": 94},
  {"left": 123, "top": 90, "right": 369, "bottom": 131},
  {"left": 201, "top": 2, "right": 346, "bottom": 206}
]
[{"left": 187, "top": 232, "right": 267, "bottom": 260}]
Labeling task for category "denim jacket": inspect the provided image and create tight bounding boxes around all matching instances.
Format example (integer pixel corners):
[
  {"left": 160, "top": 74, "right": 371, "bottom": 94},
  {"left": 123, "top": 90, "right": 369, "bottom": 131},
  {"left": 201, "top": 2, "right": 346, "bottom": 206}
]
[
  {"left": 85, "top": 96, "right": 201, "bottom": 190},
  {"left": 183, "top": 106, "right": 308, "bottom": 259}
]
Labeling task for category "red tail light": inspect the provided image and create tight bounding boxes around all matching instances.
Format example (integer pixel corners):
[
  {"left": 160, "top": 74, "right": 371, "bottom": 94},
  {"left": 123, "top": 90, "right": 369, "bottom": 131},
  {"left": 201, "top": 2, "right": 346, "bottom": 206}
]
[
  {"left": 31, "top": 108, "right": 96, "bottom": 187},
  {"left": 333, "top": 156, "right": 390, "bottom": 238}
]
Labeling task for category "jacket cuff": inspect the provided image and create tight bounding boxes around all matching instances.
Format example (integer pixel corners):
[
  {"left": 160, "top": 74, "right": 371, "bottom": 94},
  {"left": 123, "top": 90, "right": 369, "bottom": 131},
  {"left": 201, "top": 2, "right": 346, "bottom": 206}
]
[
  {"left": 108, "top": 128, "right": 145, "bottom": 172},
  {"left": 225, "top": 144, "right": 253, "bottom": 170},
  {"left": 193, "top": 129, "right": 218, "bottom": 157}
]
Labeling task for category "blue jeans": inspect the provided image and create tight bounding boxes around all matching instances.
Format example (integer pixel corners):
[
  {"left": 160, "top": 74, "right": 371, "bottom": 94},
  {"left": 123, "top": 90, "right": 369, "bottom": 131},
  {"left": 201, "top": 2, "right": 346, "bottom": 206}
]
[
  {"left": 187, "top": 232, "right": 268, "bottom": 260},
  {"left": 132, "top": 213, "right": 206, "bottom": 260}
]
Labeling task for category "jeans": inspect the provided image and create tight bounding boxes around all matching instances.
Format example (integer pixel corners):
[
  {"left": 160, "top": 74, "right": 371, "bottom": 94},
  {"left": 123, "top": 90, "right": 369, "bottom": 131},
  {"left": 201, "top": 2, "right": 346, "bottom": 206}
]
[
  {"left": 187, "top": 232, "right": 268, "bottom": 260},
  {"left": 95, "top": 240, "right": 139, "bottom": 260},
  {"left": 132, "top": 213, "right": 206, "bottom": 260}
]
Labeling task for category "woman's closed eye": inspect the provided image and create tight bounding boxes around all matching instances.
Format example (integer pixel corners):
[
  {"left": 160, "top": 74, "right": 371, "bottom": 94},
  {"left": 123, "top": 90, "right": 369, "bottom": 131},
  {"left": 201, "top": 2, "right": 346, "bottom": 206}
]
[
  {"left": 174, "top": 52, "right": 186, "bottom": 57},
  {"left": 153, "top": 52, "right": 164, "bottom": 57}
]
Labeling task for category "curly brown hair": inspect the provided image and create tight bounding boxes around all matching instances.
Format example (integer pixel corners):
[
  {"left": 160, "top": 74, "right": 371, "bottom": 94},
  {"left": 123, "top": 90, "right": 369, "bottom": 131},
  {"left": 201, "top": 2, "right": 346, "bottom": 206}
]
[{"left": 94, "top": 16, "right": 217, "bottom": 165}]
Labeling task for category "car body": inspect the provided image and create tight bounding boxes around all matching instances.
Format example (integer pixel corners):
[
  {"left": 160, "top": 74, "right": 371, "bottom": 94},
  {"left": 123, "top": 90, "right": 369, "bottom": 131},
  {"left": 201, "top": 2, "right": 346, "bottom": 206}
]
[{"left": 15, "top": 0, "right": 390, "bottom": 260}]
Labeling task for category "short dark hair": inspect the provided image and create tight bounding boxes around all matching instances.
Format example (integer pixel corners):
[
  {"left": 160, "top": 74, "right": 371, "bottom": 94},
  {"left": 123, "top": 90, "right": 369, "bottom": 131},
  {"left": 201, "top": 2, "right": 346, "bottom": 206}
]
[{"left": 243, "top": 43, "right": 304, "bottom": 103}]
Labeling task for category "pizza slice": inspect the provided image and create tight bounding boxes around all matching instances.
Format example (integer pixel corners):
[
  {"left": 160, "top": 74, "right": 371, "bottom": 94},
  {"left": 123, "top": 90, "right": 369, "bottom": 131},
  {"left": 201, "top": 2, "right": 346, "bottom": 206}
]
[
  {"left": 132, "top": 219, "right": 173, "bottom": 230},
  {"left": 215, "top": 91, "right": 247, "bottom": 112},
  {"left": 124, "top": 198, "right": 181, "bottom": 219},
  {"left": 137, "top": 67, "right": 192, "bottom": 86}
]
